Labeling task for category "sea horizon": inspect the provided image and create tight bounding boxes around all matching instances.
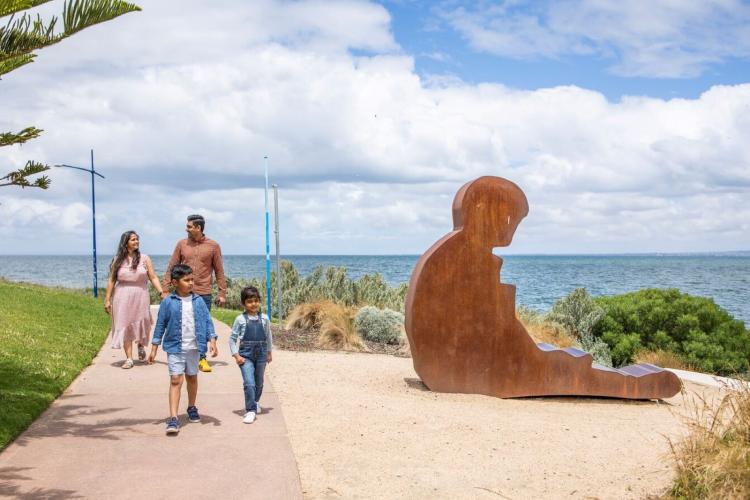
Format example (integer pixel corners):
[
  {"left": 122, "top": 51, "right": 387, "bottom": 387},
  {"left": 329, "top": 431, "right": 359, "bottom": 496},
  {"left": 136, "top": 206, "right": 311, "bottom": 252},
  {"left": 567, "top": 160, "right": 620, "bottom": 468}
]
[{"left": 2, "top": 253, "right": 748, "bottom": 323}]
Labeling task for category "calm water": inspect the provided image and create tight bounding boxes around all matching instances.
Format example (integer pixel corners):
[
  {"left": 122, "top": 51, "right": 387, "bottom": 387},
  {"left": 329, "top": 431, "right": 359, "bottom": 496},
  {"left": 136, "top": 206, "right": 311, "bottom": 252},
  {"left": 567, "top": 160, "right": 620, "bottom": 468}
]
[{"left": 0, "top": 254, "right": 748, "bottom": 322}]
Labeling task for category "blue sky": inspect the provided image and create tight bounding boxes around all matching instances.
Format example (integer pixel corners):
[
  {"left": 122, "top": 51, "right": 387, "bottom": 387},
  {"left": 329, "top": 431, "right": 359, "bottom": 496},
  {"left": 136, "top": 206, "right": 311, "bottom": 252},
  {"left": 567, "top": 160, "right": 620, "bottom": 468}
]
[
  {"left": 1, "top": 0, "right": 749, "bottom": 255},
  {"left": 387, "top": 0, "right": 750, "bottom": 100}
]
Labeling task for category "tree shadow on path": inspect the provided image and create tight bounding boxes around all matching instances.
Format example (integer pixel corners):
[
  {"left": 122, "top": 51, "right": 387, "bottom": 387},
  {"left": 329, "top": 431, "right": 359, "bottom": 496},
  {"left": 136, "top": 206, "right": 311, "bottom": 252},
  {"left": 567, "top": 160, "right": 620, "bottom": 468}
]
[{"left": 0, "top": 466, "right": 82, "bottom": 499}]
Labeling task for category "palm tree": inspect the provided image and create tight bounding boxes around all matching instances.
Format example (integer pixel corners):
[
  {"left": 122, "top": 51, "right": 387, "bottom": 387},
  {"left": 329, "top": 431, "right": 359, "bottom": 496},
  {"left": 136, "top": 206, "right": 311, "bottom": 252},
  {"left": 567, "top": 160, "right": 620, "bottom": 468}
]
[{"left": 0, "top": 0, "right": 140, "bottom": 188}]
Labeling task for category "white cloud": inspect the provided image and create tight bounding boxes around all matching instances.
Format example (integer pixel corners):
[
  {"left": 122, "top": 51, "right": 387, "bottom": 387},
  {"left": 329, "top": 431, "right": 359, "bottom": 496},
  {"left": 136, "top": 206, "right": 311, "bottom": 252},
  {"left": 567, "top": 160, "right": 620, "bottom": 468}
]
[
  {"left": 1, "top": 0, "right": 749, "bottom": 256},
  {"left": 439, "top": 0, "right": 750, "bottom": 78}
]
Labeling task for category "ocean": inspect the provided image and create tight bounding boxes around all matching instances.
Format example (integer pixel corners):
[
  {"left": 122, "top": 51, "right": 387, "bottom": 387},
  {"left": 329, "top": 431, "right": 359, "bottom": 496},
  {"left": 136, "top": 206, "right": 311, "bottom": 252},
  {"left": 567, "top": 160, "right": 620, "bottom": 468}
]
[{"left": 0, "top": 254, "right": 748, "bottom": 322}]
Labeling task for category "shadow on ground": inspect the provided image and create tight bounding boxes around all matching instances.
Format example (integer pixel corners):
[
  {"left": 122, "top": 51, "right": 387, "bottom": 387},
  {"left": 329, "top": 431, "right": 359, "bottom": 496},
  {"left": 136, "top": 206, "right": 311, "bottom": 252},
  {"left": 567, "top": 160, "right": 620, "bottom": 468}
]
[{"left": 0, "top": 466, "right": 82, "bottom": 499}]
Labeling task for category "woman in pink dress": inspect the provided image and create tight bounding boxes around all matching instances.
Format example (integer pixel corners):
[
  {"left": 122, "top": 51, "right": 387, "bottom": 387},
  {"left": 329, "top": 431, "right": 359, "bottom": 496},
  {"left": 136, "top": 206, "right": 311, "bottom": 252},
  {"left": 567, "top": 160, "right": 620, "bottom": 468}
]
[{"left": 104, "top": 231, "right": 164, "bottom": 368}]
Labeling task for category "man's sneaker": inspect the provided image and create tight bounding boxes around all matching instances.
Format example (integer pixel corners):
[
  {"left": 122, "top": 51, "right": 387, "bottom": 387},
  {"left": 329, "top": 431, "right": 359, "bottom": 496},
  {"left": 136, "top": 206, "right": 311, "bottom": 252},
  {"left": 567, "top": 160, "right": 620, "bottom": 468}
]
[
  {"left": 198, "top": 358, "right": 212, "bottom": 372},
  {"left": 165, "top": 417, "right": 180, "bottom": 435},
  {"left": 243, "top": 411, "right": 256, "bottom": 424},
  {"left": 255, "top": 403, "right": 262, "bottom": 415},
  {"left": 187, "top": 406, "right": 200, "bottom": 423}
]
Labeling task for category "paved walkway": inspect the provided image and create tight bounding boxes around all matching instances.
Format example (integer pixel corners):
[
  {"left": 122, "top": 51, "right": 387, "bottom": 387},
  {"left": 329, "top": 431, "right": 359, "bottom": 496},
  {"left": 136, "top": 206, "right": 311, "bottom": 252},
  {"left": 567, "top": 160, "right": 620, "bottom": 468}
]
[{"left": 0, "top": 309, "right": 303, "bottom": 499}]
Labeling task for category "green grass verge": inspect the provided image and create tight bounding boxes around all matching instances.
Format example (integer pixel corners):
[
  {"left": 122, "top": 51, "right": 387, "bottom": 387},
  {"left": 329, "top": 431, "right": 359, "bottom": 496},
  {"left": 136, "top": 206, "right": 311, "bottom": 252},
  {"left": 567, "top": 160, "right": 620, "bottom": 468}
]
[
  {"left": 0, "top": 280, "right": 110, "bottom": 450},
  {"left": 211, "top": 307, "right": 282, "bottom": 328},
  {"left": 211, "top": 307, "right": 239, "bottom": 328}
]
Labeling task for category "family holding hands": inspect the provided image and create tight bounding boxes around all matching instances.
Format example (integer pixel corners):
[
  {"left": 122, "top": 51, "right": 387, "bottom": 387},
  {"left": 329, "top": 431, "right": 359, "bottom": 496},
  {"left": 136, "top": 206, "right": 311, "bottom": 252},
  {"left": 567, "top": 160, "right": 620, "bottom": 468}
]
[{"left": 103, "top": 214, "right": 272, "bottom": 434}]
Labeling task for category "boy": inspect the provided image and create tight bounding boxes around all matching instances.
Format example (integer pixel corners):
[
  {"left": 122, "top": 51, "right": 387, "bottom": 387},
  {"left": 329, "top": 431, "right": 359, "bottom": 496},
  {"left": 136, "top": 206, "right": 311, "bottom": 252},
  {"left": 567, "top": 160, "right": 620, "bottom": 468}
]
[
  {"left": 149, "top": 264, "right": 218, "bottom": 435},
  {"left": 229, "top": 286, "right": 273, "bottom": 424}
]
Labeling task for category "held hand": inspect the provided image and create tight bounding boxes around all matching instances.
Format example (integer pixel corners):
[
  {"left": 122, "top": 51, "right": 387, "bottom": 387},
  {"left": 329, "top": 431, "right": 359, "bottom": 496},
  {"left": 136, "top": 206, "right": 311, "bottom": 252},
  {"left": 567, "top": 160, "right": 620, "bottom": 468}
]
[
  {"left": 267, "top": 351, "right": 273, "bottom": 363},
  {"left": 217, "top": 296, "right": 226, "bottom": 307},
  {"left": 160, "top": 291, "right": 170, "bottom": 300},
  {"left": 235, "top": 355, "right": 245, "bottom": 366}
]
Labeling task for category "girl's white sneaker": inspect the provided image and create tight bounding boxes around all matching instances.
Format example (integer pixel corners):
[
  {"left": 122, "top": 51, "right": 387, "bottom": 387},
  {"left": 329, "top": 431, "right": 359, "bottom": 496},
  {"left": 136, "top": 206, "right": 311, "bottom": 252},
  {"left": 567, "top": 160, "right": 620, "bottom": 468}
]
[{"left": 243, "top": 411, "right": 256, "bottom": 424}]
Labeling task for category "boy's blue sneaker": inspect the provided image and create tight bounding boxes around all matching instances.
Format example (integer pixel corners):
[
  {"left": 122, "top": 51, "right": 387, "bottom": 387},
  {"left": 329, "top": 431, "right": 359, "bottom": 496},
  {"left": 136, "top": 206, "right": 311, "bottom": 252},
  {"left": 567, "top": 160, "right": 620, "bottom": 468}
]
[
  {"left": 165, "top": 417, "right": 180, "bottom": 435},
  {"left": 187, "top": 406, "right": 200, "bottom": 423}
]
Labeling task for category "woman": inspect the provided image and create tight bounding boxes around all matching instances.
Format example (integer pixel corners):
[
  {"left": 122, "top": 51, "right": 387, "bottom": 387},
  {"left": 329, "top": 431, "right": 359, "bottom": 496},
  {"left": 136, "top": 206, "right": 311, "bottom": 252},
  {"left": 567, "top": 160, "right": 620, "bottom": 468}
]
[{"left": 104, "top": 230, "right": 164, "bottom": 368}]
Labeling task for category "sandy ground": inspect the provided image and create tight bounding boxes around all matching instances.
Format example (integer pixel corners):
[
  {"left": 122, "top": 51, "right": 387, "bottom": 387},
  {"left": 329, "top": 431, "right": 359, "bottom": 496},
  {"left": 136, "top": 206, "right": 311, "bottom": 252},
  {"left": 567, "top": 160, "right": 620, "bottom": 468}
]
[{"left": 267, "top": 349, "right": 723, "bottom": 500}]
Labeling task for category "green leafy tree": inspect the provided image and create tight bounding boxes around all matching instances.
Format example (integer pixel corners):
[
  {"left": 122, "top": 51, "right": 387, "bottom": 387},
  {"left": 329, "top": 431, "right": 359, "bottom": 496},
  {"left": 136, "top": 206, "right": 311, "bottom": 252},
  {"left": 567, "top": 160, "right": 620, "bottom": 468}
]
[{"left": 1, "top": 0, "right": 140, "bottom": 188}]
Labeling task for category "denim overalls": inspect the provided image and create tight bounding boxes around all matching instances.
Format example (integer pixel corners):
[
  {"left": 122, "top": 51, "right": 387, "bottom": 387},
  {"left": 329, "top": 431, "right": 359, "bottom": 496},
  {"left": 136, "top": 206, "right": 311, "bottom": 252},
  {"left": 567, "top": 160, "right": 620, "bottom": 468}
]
[{"left": 238, "top": 313, "right": 268, "bottom": 413}]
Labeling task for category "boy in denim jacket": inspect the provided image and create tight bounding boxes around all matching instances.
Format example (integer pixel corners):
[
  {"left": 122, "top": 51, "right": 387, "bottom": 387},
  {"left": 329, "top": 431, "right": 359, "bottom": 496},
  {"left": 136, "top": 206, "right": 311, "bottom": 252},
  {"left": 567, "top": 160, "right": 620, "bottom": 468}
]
[{"left": 149, "top": 264, "right": 218, "bottom": 435}]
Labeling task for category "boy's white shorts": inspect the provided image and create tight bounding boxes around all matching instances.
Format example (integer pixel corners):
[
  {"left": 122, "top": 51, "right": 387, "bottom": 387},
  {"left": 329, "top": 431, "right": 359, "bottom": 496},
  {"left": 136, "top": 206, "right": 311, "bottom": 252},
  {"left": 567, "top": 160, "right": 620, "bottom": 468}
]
[{"left": 167, "top": 350, "right": 200, "bottom": 376}]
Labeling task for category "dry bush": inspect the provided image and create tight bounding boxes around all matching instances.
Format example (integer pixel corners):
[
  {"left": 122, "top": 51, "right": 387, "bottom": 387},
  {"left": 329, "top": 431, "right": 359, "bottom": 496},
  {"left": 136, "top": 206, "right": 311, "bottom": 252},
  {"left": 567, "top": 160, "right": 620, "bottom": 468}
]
[
  {"left": 635, "top": 349, "right": 694, "bottom": 371},
  {"left": 667, "top": 385, "right": 750, "bottom": 499},
  {"left": 517, "top": 306, "right": 575, "bottom": 348},
  {"left": 286, "top": 301, "right": 366, "bottom": 352}
]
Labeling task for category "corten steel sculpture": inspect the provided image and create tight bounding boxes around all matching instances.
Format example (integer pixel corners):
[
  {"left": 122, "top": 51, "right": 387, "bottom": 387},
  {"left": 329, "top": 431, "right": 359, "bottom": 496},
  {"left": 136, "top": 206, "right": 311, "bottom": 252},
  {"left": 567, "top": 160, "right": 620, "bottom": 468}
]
[{"left": 405, "top": 176, "right": 681, "bottom": 399}]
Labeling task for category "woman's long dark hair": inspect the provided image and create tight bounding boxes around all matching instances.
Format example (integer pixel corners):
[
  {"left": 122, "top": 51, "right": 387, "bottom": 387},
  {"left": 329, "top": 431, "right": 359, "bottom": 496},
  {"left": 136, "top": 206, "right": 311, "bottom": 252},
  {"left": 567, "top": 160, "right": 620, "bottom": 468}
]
[{"left": 110, "top": 230, "right": 140, "bottom": 285}]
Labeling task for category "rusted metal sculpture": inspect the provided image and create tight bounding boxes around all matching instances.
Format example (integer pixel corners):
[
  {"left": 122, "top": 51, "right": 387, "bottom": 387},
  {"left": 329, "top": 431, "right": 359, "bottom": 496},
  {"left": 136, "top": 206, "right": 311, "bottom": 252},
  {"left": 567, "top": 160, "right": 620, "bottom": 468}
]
[{"left": 405, "top": 176, "right": 681, "bottom": 399}]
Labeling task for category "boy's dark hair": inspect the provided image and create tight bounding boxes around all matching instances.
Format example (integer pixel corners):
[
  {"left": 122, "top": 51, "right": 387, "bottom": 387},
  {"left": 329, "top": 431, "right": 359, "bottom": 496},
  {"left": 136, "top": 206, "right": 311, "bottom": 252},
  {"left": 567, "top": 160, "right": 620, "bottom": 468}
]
[
  {"left": 240, "top": 286, "right": 261, "bottom": 304},
  {"left": 171, "top": 264, "right": 193, "bottom": 281},
  {"left": 187, "top": 214, "right": 205, "bottom": 231}
]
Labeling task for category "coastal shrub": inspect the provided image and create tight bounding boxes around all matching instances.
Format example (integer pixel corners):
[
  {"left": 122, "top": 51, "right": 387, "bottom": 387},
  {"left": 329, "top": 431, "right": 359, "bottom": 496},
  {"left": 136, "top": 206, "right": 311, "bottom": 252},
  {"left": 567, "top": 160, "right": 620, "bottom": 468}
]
[
  {"left": 668, "top": 385, "right": 750, "bottom": 499},
  {"left": 546, "top": 288, "right": 606, "bottom": 338},
  {"left": 199, "top": 261, "right": 408, "bottom": 318},
  {"left": 545, "top": 289, "right": 613, "bottom": 366},
  {"left": 517, "top": 306, "right": 575, "bottom": 348},
  {"left": 286, "top": 301, "right": 366, "bottom": 352},
  {"left": 354, "top": 306, "right": 405, "bottom": 344},
  {"left": 593, "top": 289, "right": 750, "bottom": 375}
]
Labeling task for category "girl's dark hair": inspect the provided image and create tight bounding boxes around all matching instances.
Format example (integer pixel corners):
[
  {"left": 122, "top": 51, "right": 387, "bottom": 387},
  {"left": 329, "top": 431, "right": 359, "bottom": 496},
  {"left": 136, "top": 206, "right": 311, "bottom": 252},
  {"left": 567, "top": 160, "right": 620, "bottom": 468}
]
[
  {"left": 110, "top": 231, "right": 140, "bottom": 285},
  {"left": 171, "top": 264, "right": 193, "bottom": 281},
  {"left": 240, "top": 286, "right": 261, "bottom": 304}
]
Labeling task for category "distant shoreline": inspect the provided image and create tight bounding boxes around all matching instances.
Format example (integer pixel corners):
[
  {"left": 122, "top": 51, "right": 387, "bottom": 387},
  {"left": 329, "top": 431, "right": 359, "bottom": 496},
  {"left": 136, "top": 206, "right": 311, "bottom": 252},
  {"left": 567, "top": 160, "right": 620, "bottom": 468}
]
[{"left": 2, "top": 251, "right": 749, "bottom": 257}]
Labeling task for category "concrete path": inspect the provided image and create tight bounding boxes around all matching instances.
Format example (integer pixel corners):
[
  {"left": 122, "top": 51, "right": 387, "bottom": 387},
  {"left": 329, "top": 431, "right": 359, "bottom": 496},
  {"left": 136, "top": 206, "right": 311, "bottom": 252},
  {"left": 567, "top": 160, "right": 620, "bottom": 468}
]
[
  {"left": 0, "top": 309, "right": 303, "bottom": 499},
  {"left": 668, "top": 368, "right": 749, "bottom": 390}
]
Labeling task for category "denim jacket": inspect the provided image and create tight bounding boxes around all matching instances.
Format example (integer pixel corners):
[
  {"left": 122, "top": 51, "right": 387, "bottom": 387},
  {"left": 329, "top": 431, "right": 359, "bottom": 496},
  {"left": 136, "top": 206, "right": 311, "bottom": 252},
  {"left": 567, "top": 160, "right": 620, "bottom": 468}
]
[{"left": 152, "top": 293, "right": 217, "bottom": 354}]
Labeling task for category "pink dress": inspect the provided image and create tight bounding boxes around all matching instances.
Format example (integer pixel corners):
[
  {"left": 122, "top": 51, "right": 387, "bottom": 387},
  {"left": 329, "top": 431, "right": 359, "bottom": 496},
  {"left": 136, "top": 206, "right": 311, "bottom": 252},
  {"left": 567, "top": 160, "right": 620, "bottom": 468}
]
[{"left": 110, "top": 255, "right": 153, "bottom": 348}]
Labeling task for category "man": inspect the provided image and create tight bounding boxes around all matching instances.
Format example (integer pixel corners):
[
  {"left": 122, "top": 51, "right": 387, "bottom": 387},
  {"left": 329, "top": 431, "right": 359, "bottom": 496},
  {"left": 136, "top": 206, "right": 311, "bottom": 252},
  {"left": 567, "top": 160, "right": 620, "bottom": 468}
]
[{"left": 162, "top": 214, "right": 227, "bottom": 372}]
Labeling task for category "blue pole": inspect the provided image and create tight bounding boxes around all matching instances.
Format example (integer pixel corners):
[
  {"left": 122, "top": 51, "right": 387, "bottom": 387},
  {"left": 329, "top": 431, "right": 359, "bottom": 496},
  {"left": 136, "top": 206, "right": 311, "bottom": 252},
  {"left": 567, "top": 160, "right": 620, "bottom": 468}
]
[
  {"left": 264, "top": 155, "right": 272, "bottom": 319},
  {"left": 90, "top": 149, "right": 98, "bottom": 298}
]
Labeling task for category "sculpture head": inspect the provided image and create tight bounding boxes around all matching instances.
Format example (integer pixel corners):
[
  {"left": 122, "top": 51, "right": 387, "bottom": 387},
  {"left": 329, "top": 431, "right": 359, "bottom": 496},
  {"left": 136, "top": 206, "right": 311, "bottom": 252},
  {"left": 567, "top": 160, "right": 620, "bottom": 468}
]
[{"left": 452, "top": 176, "right": 529, "bottom": 247}]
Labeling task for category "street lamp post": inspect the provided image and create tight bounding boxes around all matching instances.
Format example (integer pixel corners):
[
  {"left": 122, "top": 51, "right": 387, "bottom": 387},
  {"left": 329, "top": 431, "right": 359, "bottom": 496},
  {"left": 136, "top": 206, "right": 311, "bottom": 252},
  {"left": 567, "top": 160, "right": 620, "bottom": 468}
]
[{"left": 55, "top": 149, "right": 105, "bottom": 297}]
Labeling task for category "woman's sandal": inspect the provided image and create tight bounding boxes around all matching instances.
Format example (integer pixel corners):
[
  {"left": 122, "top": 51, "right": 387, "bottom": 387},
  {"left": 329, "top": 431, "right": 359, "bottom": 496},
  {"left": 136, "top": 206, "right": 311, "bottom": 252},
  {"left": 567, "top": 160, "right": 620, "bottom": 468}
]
[
  {"left": 137, "top": 345, "right": 146, "bottom": 361},
  {"left": 122, "top": 359, "right": 134, "bottom": 369}
]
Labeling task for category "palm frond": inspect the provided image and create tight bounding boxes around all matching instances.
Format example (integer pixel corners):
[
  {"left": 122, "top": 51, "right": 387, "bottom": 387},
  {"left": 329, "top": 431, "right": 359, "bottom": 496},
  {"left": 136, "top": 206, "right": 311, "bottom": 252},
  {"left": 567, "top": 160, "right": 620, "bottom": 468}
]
[
  {"left": 0, "top": 12, "right": 59, "bottom": 60},
  {"left": 0, "top": 1, "right": 54, "bottom": 18},
  {"left": 0, "top": 50, "right": 33, "bottom": 75},
  {"left": 62, "top": 0, "right": 140, "bottom": 37},
  {"left": 0, "top": 126, "right": 43, "bottom": 147},
  {"left": 0, "top": 160, "right": 51, "bottom": 189}
]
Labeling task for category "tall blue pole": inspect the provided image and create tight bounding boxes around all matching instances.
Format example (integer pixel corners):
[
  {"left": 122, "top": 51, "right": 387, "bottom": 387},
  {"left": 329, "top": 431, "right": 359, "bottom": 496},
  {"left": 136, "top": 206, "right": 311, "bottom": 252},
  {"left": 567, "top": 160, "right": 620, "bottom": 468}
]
[
  {"left": 264, "top": 155, "right": 272, "bottom": 319},
  {"left": 90, "top": 149, "right": 98, "bottom": 298}
]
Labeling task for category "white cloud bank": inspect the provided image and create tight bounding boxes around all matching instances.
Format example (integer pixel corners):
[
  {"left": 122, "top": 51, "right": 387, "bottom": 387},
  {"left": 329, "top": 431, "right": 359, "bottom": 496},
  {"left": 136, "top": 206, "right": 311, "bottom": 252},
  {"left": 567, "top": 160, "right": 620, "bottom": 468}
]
[{"left": 1, "top": 0, "right": 749, "bottom": 255}]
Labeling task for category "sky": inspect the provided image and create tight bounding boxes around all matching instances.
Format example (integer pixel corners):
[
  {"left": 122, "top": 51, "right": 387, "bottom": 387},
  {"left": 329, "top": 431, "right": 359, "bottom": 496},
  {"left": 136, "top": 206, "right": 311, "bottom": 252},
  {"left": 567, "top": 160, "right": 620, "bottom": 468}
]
[{"left": 1, "top": 0, "right": 749, "bottom": 255}]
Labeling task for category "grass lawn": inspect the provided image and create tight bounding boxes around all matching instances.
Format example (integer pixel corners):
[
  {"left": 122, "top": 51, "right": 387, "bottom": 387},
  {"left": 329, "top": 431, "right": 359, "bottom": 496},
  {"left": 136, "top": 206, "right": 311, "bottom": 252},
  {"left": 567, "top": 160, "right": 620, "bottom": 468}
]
[
  {"left": 0, "top": 280, "right": 110, "bottom": 450},
  {"left": 211, "top": 307, "right": 239, "bottom": 328},
  {"left": 211, "top": 307, "right": 282, "bottom": 328}
]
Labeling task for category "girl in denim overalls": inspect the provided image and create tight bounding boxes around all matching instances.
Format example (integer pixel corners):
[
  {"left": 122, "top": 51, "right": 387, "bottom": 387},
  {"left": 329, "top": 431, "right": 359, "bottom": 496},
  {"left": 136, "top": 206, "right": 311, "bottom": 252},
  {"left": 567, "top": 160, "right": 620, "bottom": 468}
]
[{"left": 229, "top": 286, "right": 273, "bottom": 424}]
